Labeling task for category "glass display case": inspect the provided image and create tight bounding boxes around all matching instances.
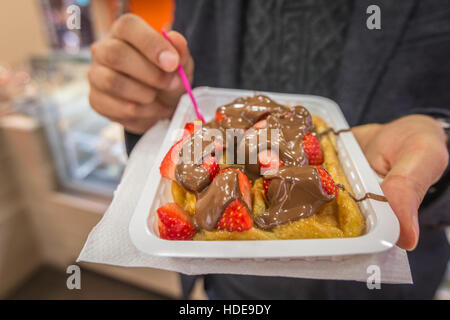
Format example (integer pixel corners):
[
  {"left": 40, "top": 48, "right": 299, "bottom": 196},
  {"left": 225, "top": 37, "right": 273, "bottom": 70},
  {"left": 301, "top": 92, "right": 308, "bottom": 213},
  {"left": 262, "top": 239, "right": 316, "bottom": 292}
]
[{"left": 12, "top": 54, "right": 126, "bottom": 197}]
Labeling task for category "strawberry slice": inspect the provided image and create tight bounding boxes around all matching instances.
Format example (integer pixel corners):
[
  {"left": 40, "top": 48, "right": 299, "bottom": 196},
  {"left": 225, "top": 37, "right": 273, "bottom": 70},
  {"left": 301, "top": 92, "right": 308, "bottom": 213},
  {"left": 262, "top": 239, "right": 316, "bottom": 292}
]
[
  {"left": 263, "top": 178, "right": 271, "bottom": 199},
  {"left": 159, "top": 139, "right": 184, "bottom": 180},
  {"left": 183, "top": 122, "right": 195, "bottom": 136},
  {"left": 219, "top": 168, "right": 252, "bottom": 209},
  {"left": 303, "top": 133, "right": 323, "bottom": 165},
  {"left": 202, "top": 155, "right": 219, "bottom": 181},
  {"left": 160, "top": 122, "right": 198, "bottom": 180},
  {"left": 252, "top": 119, "right": 267, "bottom": 129},
  {"left": 316, "top": 166, "right": 338, "bottom": 197},
  {"left": 258, "top": 150, "right": 283, "bottom": 171},
  {"left": 216, "top": 111, "right": 227, "bottom": 123},
  {"left": 217, "top": 199, "right": 253, "bottom": 232},
  {"left": 157, "top": 202, "right": 196, "bottom": 240}
]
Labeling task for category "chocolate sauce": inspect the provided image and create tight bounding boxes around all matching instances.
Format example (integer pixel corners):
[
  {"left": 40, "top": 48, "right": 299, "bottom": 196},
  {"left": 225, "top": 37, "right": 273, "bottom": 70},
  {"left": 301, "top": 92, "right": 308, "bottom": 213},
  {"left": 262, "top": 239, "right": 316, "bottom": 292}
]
[
  {"left": 194, "top": 170, "right": 247, "bottom": 230},
  {"left": 217, "top": 94, "right": 290, "bottom": 129},
  {"left": 254, "top": 166, "right": 335, "bottom": 230},
  {"left": 318, "top": 128, "right": 352, "bottom": 139},
  {"left": 336, "top": 184, "right": 388, "bottom": 203},
  {"left": 237, "top": 104, "right": 314, "bottom": 179},
  {"left": 175, "top": 128, "right": 223, "bottom": 193}
]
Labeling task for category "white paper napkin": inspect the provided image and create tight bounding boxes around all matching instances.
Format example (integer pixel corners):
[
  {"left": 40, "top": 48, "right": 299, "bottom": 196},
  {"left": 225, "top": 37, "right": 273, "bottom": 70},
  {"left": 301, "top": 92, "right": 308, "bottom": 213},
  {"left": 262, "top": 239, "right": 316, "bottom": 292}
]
[{"left": 78, "top": 120, "right": 412, "bottom": 284}]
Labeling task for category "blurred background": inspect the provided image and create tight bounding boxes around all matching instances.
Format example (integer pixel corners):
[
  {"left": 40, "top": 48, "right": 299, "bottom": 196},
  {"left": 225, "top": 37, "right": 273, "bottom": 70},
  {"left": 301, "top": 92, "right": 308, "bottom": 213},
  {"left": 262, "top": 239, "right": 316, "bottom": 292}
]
[
  {"left": 0, "top": 0, "right": 447, "bottom": 300},
  {"left": 0, "top": 0, "right": 207, "bottom": 300}
]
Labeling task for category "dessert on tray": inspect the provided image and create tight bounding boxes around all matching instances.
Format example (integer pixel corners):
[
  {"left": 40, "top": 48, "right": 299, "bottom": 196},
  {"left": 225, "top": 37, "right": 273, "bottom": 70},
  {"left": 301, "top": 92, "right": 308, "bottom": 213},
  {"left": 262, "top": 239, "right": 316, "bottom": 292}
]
[{"left": 154, "top": 94, "right": 365, "bottom": 240}]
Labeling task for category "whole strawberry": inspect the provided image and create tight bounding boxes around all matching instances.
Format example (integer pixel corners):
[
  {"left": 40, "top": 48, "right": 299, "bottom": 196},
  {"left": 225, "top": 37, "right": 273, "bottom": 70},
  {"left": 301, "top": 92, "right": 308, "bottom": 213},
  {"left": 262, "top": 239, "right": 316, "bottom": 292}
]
[{"left": 303, "top": 133, "right": 323, "bottom": 165}]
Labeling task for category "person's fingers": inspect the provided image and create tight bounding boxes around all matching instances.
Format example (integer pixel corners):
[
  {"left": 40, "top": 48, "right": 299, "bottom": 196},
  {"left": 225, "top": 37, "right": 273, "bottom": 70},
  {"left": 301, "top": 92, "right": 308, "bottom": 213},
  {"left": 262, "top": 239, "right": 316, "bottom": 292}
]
[
  {"left": 111, "top": 14, "right": 179, "bottom": 72},
  {"left": 90, "top": 38, "right": 175, "bottom": 90},
  {"left": 381, "top": 174, "right": 420, "bottom": 250},
  {"left": 165, "top": 30, "right": 194, "bottom": 88},
  {"left": 381, "top": 132, "right": 448, "bottom": 250},
  {"left": 89, "top": 86, "right": 171, "bottom": 122},
  {"left": 88, "top": 64, "right": 157, "bottom": 104}
]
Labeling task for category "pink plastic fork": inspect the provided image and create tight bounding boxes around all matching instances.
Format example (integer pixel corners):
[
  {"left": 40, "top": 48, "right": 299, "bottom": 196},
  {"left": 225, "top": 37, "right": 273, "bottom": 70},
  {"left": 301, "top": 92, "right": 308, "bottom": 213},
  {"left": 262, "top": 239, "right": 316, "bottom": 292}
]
[{"left": 161, "top": 29, "right": 205, "bottom": 123}]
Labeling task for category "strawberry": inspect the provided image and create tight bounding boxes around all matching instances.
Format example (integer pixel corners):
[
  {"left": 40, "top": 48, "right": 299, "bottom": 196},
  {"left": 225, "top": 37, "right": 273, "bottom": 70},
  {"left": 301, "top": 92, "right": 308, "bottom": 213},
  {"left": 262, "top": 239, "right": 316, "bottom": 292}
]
[
  {"left": 160, "top": 122, "right": 198, "bottom": 180},
  {"left": 183, "top": 122, "right": 195, "bottom": 136},
  {"left": 202, "top": 155, "right": 219, "bottom": 181},
  {"left": 258, "top": 150, "right": 283, "bottom": 170},
  {"left": 157, "top": 202, "right": 196, "bottom": 240},
  {"left": 216, "top": 111, "right": 227, "bottom": 123},
  {"left": 316, "top": 166, "right": 338, "bottom": 197},
  {"left": 159, "top": 139, "right": 184, "bottom": 180},
  {"left": 217, "top": 199, "right": 253, "bottom": 232},
  {"left": 252, "top": 119, "right": 267, "bottom": 129},
  {"left": 219, "top": 168, "right": 252, "bottom": 209},
  {"left": 263, "top": 178, "right": 271, "bottom": 199},
  {"left": 303, "top": 133, "right": 323, "bottom": 165}
]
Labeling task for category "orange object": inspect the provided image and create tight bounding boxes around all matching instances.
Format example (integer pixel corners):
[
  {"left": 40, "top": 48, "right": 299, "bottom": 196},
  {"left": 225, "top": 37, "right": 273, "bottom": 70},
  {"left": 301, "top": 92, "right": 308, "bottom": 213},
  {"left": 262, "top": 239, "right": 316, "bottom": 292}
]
[{"left": 129, "top": 0, "right": 174, "bottom": 31}]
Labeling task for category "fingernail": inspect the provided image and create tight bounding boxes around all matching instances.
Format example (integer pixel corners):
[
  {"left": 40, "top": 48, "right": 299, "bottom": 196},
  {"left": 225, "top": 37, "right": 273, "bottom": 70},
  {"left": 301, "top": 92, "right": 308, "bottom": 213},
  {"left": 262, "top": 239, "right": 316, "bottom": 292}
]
[
  {"left": 168, "top": 76, "right": 180, "bottom": 90},
  {"left": 158, "top": 51, "right": 178, "bottom": 71}
]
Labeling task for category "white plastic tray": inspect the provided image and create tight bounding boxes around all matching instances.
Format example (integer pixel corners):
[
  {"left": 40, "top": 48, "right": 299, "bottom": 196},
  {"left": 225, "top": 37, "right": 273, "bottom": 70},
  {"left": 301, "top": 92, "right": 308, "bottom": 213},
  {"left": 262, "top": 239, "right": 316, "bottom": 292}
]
[{"left": 129, "top": 87, "right": 399, "bottom": 259}]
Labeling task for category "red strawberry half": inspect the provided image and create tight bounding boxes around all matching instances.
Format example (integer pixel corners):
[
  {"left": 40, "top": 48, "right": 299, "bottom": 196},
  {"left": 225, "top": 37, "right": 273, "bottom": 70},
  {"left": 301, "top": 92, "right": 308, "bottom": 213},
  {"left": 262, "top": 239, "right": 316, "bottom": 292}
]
[
  {"left": 157, "top": 203, "right": 196, "bottom": 240},
  {"left": 160, "top": 122, "right": 197, "bottom": 180},
  {"left": 217, "top": 199, "right": 253, "bottom": 232},
  {"left": 202, "top": 155, "right": 220, "bottom": 181},
  {"left": 262, "top": 178, "right": 271, "bottom": 199},
  {"left": 316, "top": 166, "right": 338, "bottom": 197},
  {"left": 183, "top": 122, "right": 195, "bottom": 136},
  {"left": 216, "top": 111, "right": 227, "bottom": 123},
  {"left": 258, "top": 150, "right": 284, "bottom": 172},
  {"left": 303, "top": 133, "right": 323, "bottom": 165},
  {"left": 219, "top": 168, "right": 252, "bottom": 209},
  {"left": 252, "top": 119, "right": 267, "bottom": 129},
  {"left": 159, "top": 139, "right": 184, "bottom": 180}
]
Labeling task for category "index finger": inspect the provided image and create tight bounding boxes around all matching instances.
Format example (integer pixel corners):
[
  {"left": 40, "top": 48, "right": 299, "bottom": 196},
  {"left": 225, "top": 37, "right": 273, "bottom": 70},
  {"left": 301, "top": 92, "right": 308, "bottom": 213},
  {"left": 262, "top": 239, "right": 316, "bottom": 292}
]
[{"left": 111, "top": 14, "right": 179, "bottom": 72}]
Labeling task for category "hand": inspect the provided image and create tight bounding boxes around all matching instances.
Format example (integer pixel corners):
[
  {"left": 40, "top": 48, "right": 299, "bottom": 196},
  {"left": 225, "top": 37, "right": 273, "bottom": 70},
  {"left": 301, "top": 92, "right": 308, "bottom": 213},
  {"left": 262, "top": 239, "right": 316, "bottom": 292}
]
[
  {"left": 88, "top": 14, "right": 194, "bottom": 134},
  {"left": 352, "top": 115, "right": 448, "bottom": 250}
]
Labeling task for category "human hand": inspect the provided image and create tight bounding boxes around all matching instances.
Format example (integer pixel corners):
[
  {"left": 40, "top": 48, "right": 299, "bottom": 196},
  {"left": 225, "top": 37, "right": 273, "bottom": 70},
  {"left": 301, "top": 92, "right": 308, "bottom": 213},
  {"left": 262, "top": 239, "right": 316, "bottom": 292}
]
[
  {"left": 352, "top": 115, "right": 448, "bottom": 250},
  {"left": 88, "top": 14, "right": 194, "bottom": 134}
]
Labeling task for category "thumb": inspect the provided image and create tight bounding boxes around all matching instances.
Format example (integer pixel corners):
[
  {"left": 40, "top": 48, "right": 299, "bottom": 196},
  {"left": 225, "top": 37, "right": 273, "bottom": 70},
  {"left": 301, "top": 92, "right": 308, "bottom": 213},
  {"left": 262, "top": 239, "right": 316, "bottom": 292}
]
[{"left": 381, "top": 174, "right": 420, "bottom": 250}]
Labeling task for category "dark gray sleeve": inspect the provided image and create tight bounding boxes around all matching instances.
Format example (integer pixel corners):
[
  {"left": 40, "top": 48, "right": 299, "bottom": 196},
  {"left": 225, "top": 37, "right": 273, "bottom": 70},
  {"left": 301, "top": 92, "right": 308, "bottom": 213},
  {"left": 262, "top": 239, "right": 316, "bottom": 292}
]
[{"left": 411, "top": 108, "right": 450, "bottom": 228}]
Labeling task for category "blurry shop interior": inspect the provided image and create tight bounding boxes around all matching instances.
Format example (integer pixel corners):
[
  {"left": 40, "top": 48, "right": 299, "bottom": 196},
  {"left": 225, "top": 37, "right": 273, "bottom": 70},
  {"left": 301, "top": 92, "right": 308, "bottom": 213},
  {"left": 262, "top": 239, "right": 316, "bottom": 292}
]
[{"left": 0, "top": 0, "right": 448, "bottom": 299}]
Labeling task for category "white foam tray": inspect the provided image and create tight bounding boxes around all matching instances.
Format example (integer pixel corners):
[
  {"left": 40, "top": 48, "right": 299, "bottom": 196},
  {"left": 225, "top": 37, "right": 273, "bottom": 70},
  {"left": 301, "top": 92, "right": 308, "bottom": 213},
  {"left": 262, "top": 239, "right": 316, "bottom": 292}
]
[{"left": 129, "top": 87, "right": 399, "bottom": 259}]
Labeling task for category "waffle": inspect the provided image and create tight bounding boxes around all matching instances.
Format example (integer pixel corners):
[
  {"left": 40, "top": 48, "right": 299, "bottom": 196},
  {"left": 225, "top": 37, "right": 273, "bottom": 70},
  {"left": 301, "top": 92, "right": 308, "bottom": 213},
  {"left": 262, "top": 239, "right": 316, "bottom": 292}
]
[{"left": 187, "top": 115, "right": 365, "bottom": 240}]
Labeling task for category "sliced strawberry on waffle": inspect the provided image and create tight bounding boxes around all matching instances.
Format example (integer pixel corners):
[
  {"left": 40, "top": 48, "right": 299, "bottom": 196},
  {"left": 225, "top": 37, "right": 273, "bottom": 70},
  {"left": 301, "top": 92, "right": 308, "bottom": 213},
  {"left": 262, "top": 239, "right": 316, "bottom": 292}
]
[
  {"left": 303, "top": 133, "right": 323, "bottom": 165},
  {"left": 157, "top": 202, "right": 196, "bottom": 240},
  {"left": 216, "top": 110, "right": 227, "bottom": 123},
  {"left": 258, "top": 150, "right": 284, "bottom": 172},
  {"left": 262, "top": 178, "right": 271, "bottom": 199},
  {"left": 159, "top": 139, "right": 184, "bottom": 180},
  {"left": 183, "top": 122, "right": 195, "bottom": 136},
  {"left": 202, "top": 155, "right": 220, "bottom": 181},
  {"left": 252, "top": 119, "right": 267, "bottom": 129},
  {"left": 315, "top": 166, "right": 338, "bottom": 197},
  {"left": 217, "top": 199, "right": 253, "bottom": 232},
  {"left": 219, "top": 168, "right": 252, "bottom": 209},
  {"left": 160, "top": 122, "right": 197, "bottom": 180}
]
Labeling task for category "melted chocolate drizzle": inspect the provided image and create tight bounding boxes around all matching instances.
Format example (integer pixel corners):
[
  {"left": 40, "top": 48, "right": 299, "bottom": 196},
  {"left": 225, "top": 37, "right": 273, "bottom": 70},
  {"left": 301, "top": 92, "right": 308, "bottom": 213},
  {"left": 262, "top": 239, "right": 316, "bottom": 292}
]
[
  {"left": 337, "top": 184, "right": 387, "bottom": 203},
  {"left": 317, "top": 128, "right": 352, "bottom": 139}
]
